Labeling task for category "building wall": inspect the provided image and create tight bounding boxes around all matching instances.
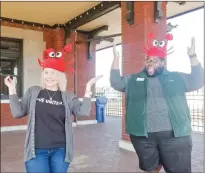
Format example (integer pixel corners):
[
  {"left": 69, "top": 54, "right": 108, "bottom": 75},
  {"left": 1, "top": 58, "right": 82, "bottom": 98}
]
[{"left": 0, "top": 22, "right": 96, "bottom": 127}]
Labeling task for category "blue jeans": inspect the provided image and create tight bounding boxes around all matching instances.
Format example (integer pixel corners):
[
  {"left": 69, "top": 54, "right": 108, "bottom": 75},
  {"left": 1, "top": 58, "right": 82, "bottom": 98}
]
[{"left": 25, "top": 148, "right": 70, "bottom": 173}]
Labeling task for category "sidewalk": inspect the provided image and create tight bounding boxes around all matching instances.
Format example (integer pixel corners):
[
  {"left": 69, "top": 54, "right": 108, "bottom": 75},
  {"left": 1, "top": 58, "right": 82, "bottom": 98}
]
[{"left": 1, "top": 117, "right": 203, "bottom": 172}]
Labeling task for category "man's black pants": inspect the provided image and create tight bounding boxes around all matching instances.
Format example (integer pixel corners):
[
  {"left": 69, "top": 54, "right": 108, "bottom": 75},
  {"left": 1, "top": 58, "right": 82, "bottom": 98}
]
[{"left": 130, "top": 130, "right": 192, "bottom": 173}]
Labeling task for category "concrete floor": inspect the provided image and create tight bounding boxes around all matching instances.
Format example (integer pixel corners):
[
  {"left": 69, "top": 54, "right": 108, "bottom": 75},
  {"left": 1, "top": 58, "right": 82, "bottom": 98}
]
[{"left": 1, "top": 117, "right": 204, "bottom": 172}]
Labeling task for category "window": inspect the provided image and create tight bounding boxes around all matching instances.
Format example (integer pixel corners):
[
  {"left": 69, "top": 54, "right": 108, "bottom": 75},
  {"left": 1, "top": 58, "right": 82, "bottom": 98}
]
[{"left": 0, "top": 37, "right": 23, "bottom": 99}]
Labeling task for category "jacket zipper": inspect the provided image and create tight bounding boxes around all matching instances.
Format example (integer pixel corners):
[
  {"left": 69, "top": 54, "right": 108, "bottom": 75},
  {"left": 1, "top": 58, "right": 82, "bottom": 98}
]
[{"left": 144, "top": 78, "right": 148, "bottom": 137}]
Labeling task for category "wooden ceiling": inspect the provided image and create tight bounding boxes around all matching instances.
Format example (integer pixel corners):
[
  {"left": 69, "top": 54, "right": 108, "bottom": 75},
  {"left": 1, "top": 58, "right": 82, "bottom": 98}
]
[
  {"left": 1, "top": 2, "right": 100, "bottom": 25},
  {"left": 1, "top": 1, "right": 204, "bottom": 50}
]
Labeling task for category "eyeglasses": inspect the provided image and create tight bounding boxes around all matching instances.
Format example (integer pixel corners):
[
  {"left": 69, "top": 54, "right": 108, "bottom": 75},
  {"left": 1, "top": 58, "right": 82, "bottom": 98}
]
[
  {"left": 145, "top": 58, "right": 164, "bottom": 64},
  {"left": 145, "top": 59, "right": 158, "bottom": 64}
]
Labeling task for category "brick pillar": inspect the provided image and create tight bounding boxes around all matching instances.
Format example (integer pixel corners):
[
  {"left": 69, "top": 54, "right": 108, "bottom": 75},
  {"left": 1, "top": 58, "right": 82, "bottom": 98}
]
[
  {"left": 53, "top": 28, "right": 65, "bottom": 51},
  {"left": 52, "top": 28, "right": 75, "bottom": 92},
  {"left": 43, "top": 29, "right": 54, "bottom": 49},
  {"left": 76, "top": 32, "right": 96, "bottom": 97},
  {"left": 121, "top": 2, "right": 167, "bottom": 141},
  {"left": 65, "top": 31, "right": 75, "bottom": 93},
  {"left": 75, "top": 32, "right": 96, "bottom": 121}
]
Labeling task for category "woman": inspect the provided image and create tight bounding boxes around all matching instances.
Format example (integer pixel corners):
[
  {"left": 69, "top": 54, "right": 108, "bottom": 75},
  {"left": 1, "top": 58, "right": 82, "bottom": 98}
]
[{"left": 4, "top": 44, "right": 102, "bottom": 173}]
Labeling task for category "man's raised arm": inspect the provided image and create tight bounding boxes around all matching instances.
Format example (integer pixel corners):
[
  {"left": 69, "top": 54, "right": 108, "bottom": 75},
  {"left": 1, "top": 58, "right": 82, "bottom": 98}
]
[
  {"left": 179, "top": 37, "right": 204, "bottom": 92},
  {"left": 110, "top": 43, "right": 130, "bottom": 92}
]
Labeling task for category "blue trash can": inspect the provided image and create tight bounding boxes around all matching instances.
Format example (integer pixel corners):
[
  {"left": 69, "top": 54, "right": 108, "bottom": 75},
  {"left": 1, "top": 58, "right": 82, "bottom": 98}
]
[{"left": 95, "top": 96, "right": 107, "bottom": 123}]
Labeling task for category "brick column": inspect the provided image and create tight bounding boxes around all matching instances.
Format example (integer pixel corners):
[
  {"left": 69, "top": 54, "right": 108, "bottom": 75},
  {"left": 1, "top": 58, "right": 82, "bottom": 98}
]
[
  {"left": 52, "top": 28, "right": 75, "bottom": 92},
  {"left": 75, "top": 32, "right": 96, "bottom": 121},
  {"left": 53, "top": 28, "right": 65, "bottom": 51},
  {"left": 65, "top": 31, "right": 75, "bottom": 93},
  {"left": 121, "top": 2, "right": 167, "bottom": 142}
]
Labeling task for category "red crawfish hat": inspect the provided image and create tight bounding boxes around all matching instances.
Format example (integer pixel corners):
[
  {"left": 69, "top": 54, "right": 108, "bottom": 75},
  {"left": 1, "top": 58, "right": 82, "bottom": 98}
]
[
  {"left": 37, "top": 44, "right": 75, "bottom": 73},
  {"left": 143, "top": 33, "right": 174, "bottom": 59}
]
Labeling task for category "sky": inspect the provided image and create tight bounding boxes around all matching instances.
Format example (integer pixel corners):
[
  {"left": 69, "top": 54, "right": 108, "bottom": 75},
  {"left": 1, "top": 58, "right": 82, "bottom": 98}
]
[
  {"left": 166, "top": 8, "right": 204, "bottom": 73},
  {"left": 95, "top": 45, "right": 122, "bottom": 87},
  {"left": 96, "top": 8, "right": 204, "bottom": 87}
]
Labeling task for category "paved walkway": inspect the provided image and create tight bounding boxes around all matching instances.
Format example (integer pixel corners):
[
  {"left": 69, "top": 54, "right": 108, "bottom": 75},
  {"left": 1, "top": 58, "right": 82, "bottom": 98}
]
[{"left": 1, "top": 117, "right": 204, "bottom": 172}]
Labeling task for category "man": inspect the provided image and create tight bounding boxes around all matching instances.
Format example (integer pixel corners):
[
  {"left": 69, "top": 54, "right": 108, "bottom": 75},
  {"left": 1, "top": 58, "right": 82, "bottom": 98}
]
[{"left": 110, "top": 33, "right": 204, "bottom": 173}]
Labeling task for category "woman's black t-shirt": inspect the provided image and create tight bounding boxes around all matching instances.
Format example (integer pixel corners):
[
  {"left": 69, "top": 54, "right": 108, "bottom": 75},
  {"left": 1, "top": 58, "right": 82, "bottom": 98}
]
[{"left": 35, "top": 89, "right": 66, "bottom": 149}]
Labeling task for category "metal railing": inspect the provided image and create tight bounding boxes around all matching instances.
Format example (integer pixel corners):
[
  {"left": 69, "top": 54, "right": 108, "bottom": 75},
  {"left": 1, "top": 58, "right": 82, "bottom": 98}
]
[
  {"left": 95, "top": 87, "right": 122, "bottom": 117},
  {"left": 95, "top": 87, "right": 204, "bottom": 132},
  {"left": 186, "top": 87, "right": 204, "bottom": 133}
]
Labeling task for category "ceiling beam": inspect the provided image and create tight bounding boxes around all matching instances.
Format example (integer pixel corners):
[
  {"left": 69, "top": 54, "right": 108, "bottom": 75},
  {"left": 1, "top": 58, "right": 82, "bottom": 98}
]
[
  {"left": 75, "top": 33, "right": 122, "bottom": 44},
  {"left": 166, "top": 1, "right": 186, "bottom": 5},
  {"left": 65, "top": 1, "right": 121, "bottom": 29},
  {"left": 77, "top": 25, "right": 109, "bottom": 60},
  {"left": 0, "top": 17, "right": 55, "bottom": 28},
  {"left": 174, "top": 1, "right": 186, "bottom": 5},
  {"left": 77, "top": 25, "right": 109, "bottom": 37}
]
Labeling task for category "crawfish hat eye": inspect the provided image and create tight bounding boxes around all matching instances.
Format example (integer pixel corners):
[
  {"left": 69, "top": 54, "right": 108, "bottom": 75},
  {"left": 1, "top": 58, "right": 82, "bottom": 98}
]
[
  {"left": 37, "top": 43, "right": 75, "bottom": 73},
  {"left": 56, "top": 52, "right": 62, "bottom": 58},
  {"left": 159, "top": 41, "right": 165, "bottom": 47},
  {"left": 49, "top": 52, "right": 55, "bottom": 58},
  {"left": 152, "top": 40, "right": 158, "bottom": 47}
]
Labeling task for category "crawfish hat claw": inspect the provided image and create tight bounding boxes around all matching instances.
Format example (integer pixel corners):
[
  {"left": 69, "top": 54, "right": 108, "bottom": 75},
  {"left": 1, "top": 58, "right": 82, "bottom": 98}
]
[
  {"left": 37, "top": 44, "right": 75, "bottom": 73},
  {"left": 143, "top": 33, "right": 174, "bottom": 59}
]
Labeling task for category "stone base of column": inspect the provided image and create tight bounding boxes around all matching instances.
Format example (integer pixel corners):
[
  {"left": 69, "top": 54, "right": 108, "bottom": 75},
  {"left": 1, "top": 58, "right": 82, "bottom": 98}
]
[{"left": 119, "top": 140, "right": 135, "bottom": 152}]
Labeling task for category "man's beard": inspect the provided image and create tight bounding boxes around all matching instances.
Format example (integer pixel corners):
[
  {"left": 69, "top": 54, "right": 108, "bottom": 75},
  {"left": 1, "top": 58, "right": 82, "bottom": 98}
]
[{"left": 145, "top": 66, "right": 164, "bottom": 77}]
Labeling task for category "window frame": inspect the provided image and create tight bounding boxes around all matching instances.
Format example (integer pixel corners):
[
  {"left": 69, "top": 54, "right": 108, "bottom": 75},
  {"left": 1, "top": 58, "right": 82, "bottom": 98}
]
[{"left": 1, "top": 37, "right": 23, "bottom": 99}]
